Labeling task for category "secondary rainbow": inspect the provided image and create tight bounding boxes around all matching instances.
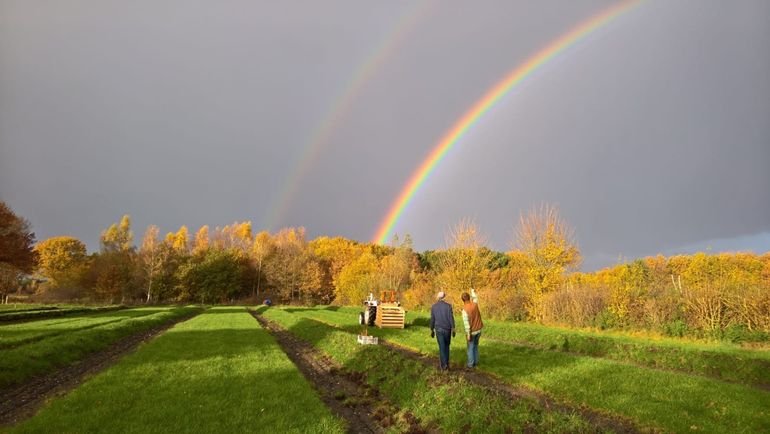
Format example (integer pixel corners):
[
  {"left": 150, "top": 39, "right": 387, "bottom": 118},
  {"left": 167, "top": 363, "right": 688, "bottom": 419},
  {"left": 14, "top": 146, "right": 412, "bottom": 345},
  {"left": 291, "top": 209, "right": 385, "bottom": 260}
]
[
  {"left": 373, "top": 0, "right": 642, "bottom": 244},
  {"left": 265, "top": 0, "right": 435, "bottom": 230}
]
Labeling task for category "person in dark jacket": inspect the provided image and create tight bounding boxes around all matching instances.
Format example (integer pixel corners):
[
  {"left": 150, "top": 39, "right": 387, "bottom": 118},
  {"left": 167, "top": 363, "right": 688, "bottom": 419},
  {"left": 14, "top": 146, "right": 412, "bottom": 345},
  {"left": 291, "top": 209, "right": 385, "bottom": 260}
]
[{"left": 430, "top": 291, "right": 455, "bottom": 370}]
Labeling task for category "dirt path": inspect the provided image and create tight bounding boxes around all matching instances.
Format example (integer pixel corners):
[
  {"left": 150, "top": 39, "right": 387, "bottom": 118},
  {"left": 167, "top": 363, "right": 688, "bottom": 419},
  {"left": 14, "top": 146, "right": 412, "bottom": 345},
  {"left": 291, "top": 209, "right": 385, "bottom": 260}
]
[
  {"left": 0, "top": 310, "right": 201, "bottom": 427},
  {"left": 249, "top": 311, "right": 427, "bottom": 434}
]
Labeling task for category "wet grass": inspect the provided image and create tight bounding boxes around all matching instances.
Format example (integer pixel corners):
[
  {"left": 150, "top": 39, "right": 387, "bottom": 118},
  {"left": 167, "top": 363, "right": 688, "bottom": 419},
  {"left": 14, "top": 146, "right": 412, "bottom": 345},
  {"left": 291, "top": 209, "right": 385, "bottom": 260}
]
[
  {"left": 8, "top": 307, "right": 344, "bottom": 434},
  {"left": 281, "top": 306, "right": 770, "bottom": 433}
]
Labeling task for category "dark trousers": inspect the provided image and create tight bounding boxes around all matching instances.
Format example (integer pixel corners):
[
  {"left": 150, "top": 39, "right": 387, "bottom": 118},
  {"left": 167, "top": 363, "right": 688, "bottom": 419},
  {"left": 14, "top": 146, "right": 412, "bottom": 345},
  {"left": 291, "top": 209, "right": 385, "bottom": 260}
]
[
  {"left": 436, "top": 329, "right": 451, "bottom": 369},
  {"left": 466, "top": 332, "right": 481, "bottom": 367}
]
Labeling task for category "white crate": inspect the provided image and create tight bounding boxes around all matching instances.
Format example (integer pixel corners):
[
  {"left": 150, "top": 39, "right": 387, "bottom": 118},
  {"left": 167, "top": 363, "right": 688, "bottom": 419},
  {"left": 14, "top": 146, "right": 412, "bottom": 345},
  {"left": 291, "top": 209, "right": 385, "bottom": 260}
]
[{"left": 357, "top": 334, "right": 378, "bottom": 345}]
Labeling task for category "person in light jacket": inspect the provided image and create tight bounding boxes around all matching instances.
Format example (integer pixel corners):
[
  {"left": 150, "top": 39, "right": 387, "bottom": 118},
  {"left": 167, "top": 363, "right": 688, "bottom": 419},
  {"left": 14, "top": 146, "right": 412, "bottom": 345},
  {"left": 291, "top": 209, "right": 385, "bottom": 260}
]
[{"left": 461, "top": 288, "right": 483, "bottom": 368}]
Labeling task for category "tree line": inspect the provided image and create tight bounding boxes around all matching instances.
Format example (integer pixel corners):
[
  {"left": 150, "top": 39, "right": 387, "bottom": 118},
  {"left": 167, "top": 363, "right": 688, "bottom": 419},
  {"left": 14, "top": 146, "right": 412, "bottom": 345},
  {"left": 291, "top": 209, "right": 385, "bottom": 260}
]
[{"left": 1, "top": 201, "right": 768, "bottom": 340}]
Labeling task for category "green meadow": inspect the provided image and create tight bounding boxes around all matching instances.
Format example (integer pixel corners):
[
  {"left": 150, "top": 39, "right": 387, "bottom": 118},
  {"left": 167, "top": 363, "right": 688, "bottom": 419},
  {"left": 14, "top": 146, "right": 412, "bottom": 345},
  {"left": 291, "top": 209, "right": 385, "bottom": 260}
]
[
  {"left": 0, "top": 306, "right": 199, "bottom": 389},
  {"left": 271, "top": 306, "right": 770, "bottom": 433},
  {"left": 8, "top": 308, "right": 344, "bottom": 434},
  {"left": 3, "top": 305, "right": 769, "bottom": 433}
]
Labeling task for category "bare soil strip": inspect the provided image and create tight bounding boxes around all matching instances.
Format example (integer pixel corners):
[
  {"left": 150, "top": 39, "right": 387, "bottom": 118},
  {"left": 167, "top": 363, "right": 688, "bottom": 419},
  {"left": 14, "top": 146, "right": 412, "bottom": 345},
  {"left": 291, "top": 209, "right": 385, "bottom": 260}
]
[
  {"left": 249, "top": 311, "right": 427, "bottom": 434},
  {"left": 0, "top": 310, "right": 201, "bottom": 427}
]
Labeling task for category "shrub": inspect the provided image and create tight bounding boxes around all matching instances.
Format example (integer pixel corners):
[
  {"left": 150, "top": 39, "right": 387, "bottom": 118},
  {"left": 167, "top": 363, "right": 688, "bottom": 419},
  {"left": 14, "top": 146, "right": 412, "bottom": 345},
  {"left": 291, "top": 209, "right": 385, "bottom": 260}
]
[
  {"left": 663, "top": 319, "right": 689, "bottom": 337},
  {"left": 541, "top": 285, "right": 607, "bottom": 327}
]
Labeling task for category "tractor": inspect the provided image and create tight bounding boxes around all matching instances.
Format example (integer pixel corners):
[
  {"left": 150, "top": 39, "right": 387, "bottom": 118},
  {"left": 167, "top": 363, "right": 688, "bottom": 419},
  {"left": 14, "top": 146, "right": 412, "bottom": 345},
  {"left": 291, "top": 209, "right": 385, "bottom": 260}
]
[{"left": 358, "top": 290, "right": 406, "bottom": 329}]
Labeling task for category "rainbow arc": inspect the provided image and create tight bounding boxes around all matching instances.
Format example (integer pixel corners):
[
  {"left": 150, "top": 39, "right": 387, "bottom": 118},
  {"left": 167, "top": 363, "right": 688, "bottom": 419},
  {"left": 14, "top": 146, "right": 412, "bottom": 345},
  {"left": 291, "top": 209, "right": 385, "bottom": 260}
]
[{"left": 373, "top": 0, "right": 642, "bottom": 244}]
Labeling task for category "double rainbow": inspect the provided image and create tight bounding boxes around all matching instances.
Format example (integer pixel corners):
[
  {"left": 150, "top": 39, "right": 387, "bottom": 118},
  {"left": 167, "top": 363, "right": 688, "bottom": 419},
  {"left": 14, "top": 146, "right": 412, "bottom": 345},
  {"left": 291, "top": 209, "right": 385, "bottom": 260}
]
[
  {"left": 373, "top": 0, "right": 642, "bottom": 244},
  {"left": 265, "top": 1, "right": 435, "bottom": 230}
]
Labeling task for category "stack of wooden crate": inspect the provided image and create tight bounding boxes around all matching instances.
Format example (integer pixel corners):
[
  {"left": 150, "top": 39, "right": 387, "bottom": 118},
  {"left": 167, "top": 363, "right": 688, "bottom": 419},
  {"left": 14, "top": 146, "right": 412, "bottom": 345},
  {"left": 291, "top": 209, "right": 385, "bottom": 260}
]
[{"left": 374, "top": 303, "right": 405, "bottom": 329}]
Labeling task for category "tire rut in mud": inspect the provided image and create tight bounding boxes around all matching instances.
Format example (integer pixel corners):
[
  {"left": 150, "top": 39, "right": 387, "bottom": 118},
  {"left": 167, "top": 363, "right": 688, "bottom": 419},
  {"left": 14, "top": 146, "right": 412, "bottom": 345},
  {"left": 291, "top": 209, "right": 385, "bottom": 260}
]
[
  {"left": 0, "top": 309, "right": 202, "bottom": 427},
  {"left": 249, "top": 311, "right": 426, "bottom": 434}
]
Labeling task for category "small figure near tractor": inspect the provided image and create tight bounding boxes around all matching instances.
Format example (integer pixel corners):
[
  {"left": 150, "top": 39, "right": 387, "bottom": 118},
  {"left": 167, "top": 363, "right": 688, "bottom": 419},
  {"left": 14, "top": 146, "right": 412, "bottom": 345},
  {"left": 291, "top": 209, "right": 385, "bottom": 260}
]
[{"left": 357, "top": 290, "right": 406, "bottom": 345}]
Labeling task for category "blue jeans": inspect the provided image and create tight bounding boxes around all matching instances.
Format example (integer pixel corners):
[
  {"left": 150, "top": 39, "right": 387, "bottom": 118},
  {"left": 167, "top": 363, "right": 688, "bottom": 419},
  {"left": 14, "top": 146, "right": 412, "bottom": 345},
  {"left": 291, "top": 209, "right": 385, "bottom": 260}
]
[
  {"left": 435, "top": 329, "right": 451, "bottom": 369},
  {"left": 467, "top": 332, "right": 481, "bottom": 367}
]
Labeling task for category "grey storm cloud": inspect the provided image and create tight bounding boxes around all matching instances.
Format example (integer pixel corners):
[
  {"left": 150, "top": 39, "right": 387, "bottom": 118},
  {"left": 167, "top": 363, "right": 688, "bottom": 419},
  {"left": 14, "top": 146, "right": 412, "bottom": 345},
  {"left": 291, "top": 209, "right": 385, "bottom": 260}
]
[{"left": 1, "top": 0, "right": 768, "bottom": 270}]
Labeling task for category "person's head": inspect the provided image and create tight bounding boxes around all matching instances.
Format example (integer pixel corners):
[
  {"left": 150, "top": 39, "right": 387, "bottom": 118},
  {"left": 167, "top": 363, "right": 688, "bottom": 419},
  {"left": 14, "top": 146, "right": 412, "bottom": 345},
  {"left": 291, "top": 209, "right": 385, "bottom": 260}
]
[
  {"left": 436, "top": 291, "right": 446, "bottom": 301},
  {"left": 461, "top": 292, "right": 470, "bottom": 302}
]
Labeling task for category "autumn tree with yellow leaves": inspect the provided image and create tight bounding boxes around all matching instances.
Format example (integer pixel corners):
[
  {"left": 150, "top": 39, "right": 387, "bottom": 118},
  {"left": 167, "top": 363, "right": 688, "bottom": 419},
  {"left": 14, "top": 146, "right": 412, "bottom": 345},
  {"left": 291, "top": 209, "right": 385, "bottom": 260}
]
[
  {"left": 513, "top": 204, "right": 581, "bottom": 320},
  {"left": 34, "top": 236, "right": 89, "bottom": 298}
]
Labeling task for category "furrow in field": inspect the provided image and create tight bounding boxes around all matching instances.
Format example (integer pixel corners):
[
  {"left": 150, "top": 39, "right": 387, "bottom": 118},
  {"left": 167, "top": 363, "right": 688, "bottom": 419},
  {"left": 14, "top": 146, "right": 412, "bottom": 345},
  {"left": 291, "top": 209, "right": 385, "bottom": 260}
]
[{"left": 249, "top": 309, "right": 411, "bottom": 434}]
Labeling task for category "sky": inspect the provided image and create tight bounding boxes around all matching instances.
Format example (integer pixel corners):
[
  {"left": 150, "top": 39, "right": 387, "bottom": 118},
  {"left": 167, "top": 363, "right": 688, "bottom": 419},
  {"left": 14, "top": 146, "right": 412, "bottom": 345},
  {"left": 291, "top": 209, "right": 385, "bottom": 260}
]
[{"left": 1, "top": 0, "right": 768, "bottom": 271}]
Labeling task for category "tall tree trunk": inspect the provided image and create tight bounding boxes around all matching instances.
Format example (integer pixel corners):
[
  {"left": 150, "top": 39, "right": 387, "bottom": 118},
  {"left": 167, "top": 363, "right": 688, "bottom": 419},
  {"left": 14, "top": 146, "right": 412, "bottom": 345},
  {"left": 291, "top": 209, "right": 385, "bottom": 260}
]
[
  {"left": 256, "top": 262, "right": 262, "bottom": 298},
  {"left": 146, "top": 277, "right": 153, "bottom": 304}
]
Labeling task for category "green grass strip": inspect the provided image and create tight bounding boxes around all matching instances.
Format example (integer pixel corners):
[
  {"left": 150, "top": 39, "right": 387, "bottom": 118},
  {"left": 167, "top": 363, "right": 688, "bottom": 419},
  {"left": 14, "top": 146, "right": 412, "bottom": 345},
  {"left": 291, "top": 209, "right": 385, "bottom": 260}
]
[
  {"left": 9, "top": 307, "right": 345, "bottom": 434},
  {"left": 0, "top": 308, "right": 173, "bottom": 349},
  {"left": 260, "top": 307, "right": 602, "bottom": 434},
  {"left": 294, "top": 306, "right": 770, "bottom": 387},
  {"left": 0, "top": 305, "right": 58, "bottom": 313},
  {"left": 0, "top": 306, "right": 200, "bottom": 390},
  {"left": 283, "top": 306, "right": 770, "bottom": 433},
  {"left": 0, "top": 306, "right": 125, "bottom": 323},
  {"left": 481, "top": 317, "right": 770, "bottom": 388}
]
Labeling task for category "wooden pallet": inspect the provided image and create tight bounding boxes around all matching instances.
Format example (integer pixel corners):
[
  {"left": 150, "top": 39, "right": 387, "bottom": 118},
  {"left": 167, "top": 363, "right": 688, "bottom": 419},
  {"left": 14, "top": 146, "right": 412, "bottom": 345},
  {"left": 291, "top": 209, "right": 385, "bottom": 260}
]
[{"left": 375, "top": 304, "right": 405, "bottom": 329}]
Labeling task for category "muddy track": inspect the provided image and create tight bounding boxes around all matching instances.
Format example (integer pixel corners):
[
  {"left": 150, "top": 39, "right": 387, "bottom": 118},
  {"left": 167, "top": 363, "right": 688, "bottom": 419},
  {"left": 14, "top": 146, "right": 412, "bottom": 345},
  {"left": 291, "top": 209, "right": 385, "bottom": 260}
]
[
  {"left": 298, "top": 316, "right": 648, "bottom": 434},
  {"left": 249, "top": 311, "right": 427, "bottom": 434},
  {"left": 0, "top": 309, "right": 202, "bottom": 427}
]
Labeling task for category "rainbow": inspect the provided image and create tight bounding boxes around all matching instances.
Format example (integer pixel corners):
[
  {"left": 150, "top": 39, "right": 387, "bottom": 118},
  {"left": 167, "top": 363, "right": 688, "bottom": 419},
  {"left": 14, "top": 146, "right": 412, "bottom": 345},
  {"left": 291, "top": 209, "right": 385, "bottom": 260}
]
[
  {"left": 373, "top": 0, "right": 642, "bottom": 244},
  {"left": 265, "top": 0, "right": 435, "bottom": 230}
]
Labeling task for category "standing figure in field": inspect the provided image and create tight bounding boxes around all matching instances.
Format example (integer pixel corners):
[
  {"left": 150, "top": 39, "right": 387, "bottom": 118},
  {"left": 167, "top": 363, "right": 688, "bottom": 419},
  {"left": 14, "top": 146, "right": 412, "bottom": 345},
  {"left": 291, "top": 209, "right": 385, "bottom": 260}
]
[
  {"left": 462, "top": 288, "right": 483, "bottom": 369},
  {"left": 430, "top": 291, "right": 455, "bottom": 371}
]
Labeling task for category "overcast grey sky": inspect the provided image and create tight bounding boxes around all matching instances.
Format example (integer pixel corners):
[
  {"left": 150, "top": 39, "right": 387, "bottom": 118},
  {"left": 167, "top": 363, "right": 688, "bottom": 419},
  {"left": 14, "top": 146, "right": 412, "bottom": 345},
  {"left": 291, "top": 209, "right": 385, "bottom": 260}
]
[{"left": 1, "top": 0, "right": 768, "bottom": 270}]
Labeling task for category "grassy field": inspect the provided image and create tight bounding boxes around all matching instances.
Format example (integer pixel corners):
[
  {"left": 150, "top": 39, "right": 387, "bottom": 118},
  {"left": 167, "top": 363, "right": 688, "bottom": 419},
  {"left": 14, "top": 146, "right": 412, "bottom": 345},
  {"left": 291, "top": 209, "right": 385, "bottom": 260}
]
[
  {"left": 481, "top": 317, "right": 770, "bottom": 388},
  {"left": 0, "top": 306, "right": 200, "bottom": 389},
  {"left": 277, "top": 306, "right": 770, "bottom": 433},
  {"left": 258, "top": 306, "right": 601, "bottom": 433},
  {"left": 0, "top": 308, "right": 176, "bottom": 349},
  {"left": 0, "top": 304, "right": 57, "bottom": 312},
  {"left": 9, "top": 307, "right": 344, "bottom": 434},
  {"left": 0, "top": 305, "right": 125, "bottom": 323}
]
